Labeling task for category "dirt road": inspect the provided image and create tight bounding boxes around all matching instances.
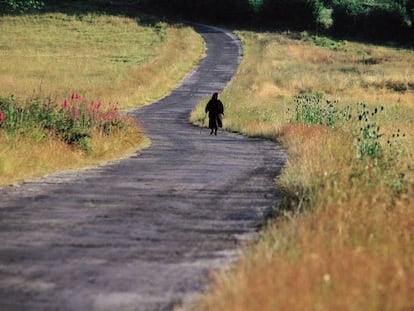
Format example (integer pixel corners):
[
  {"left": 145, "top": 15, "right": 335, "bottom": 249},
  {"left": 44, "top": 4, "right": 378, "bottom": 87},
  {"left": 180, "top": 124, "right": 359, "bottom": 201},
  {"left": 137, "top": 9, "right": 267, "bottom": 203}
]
[{"left": 0, "top": 23, "right": 286, "bottom": 311}]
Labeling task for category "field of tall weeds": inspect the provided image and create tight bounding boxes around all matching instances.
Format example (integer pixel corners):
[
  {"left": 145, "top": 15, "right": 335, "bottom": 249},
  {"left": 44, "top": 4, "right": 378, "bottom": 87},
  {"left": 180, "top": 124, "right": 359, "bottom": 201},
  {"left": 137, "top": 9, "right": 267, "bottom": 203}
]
[
  {"left": 191, "top": 30, "right": 414, "bottom": 310},
  {"left": 0, "top": 6, "right": 204, "bottom": 187}
]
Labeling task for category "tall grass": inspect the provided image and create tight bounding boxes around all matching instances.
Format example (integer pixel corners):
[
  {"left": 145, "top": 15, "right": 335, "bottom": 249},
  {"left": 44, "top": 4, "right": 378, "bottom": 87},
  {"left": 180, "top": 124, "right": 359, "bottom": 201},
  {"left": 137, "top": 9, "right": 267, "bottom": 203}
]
[
  {"left": 190, "top": 30, "right": 414, "bottom": 310},
  {"left": 0, "top": 9, "right": 204, "bottom": 186}
]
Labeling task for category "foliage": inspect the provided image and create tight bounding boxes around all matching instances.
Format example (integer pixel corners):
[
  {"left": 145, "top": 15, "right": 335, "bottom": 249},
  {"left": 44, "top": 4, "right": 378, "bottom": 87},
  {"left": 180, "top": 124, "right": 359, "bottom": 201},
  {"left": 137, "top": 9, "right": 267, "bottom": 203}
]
[
  {"left": 260, "top": 0, "right": 325, "bottom": 30},
  {"left": 303, "top": 34, "right": 347, "bottom": 50},
  {"left": 140, "top": 0, "right": 254, "bottom": 23},
  {"left": 408, "top": 0, "right": 414, "bottom": 25},
  {"left": 352, "top": 103, "right": 407, "bottom": 190},
  {"left": 0, "top": 0, "right": 43, "bottom": 13},
  {"left": 288, "top": 94, "right": 351, "bottom": 126},
  {"left": 331, "top": 0, "right": 410, "bottom": 41},
  {"left": 0, "top": 94, "right": 129, "bottom": 152},
  {"left": 136, "top": 0, "right": 414, "bottom": 43},
  {"left": 249, "top": 0, "right": 263, "bottom": 12},
  {"left": 353, "top": 103, "right": 384, "bottom": 161}
]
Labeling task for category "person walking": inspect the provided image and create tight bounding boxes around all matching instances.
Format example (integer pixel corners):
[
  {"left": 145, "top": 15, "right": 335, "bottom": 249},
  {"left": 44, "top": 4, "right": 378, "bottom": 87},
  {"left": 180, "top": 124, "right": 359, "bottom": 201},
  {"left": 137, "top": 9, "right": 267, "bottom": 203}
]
[{"left": 205, "top": 92, "right": 224, "bottom": 135}]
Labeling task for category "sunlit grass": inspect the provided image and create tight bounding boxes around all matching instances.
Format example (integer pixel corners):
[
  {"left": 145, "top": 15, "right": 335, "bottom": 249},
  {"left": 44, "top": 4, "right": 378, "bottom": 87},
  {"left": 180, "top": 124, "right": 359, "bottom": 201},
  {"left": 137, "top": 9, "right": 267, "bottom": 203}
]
[
  {"left": 0, "top": 13, "right": 204, "bottom": 108},
  {"left": 0, "top": 10, "right": 204, "bottom": 186},
  {"left": 190, "top": 30, "right": 414, "bottom": 310},
  {"left": 0, "top": 124, "right": 149, "bottom": 187}
]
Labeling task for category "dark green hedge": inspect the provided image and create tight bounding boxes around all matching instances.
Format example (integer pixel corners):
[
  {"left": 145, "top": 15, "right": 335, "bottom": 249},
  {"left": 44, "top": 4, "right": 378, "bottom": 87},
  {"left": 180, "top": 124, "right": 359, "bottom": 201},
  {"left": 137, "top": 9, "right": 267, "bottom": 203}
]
[
  {"left": 331, "top": 0, "right": 411, "bottom": 41},
  {"left": 0, "top": 0, "right": 44, "bottom": 14},
  {"left": 260, "top": 0, "right": 324, "bottom": 30},
  {"left": 140, "top": 0, "right": 254, "bottom": 23}
]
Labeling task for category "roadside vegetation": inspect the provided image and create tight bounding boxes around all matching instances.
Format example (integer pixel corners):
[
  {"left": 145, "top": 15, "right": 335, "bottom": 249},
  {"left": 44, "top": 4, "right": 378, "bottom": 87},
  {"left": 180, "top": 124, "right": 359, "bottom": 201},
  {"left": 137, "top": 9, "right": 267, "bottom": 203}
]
[
  {"left": 2, "top": 0, "right": 413, "bottom": 308},
  {"left": 190, "top": 30, "right": 414, "bottom": 310},
  {"left": 0, "top": 1, "right": 204, "bottom": 186},
  {"left": 143, "top": 0, "right": 414, "bottom": 43}
]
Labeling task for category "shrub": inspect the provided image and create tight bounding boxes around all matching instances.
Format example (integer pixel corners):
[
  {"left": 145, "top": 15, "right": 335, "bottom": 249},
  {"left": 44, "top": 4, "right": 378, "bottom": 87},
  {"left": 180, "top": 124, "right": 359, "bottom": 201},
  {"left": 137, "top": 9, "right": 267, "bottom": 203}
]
[
  {"left": 0, "top": 0, "right": 44, "bottom": 14},
  {"left": 407, "top": 0, "right": 414, "bottom": 27},
  {"left": 331, "top": 0, "right": 410, "bottom": 41},
  {"left": 140, "top": 0, "right": 254, "bottom": 23},
  {"left": 260, "top": 0, "right": 325, "bottom": 30},
  {"left": 364, "top": 2, "right": 409, "bottom": 40}
]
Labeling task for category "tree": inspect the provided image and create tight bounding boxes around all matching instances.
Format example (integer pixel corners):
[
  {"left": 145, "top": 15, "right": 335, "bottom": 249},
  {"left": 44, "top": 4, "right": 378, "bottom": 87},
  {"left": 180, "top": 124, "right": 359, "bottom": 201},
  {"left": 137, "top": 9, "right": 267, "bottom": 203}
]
[
  {"left": 260, "top": 0, "right": 324, "bottom": 30},
  {"left": 407, "top": 0, "right": 414, "bottom": 28},
  {"left": 1, "top": 0, "right": 44, "bottom": 14}
]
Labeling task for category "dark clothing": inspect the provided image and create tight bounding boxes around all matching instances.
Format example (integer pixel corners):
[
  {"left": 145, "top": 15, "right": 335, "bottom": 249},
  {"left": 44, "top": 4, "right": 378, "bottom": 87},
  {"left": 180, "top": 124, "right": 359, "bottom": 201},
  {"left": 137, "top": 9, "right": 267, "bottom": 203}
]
[{"left": 205, "top": 99, "right": 224, "bottom": 132}]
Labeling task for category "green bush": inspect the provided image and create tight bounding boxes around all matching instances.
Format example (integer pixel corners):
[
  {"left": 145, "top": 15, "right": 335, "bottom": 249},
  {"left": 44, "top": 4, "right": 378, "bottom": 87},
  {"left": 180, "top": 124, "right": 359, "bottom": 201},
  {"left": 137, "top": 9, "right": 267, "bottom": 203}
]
[
  {"left": 140, "top": 0, "right": 254, "bottom": 23},
  {"left": 260, "top": 0, "right": 324, "bottom": 30},
  {"left": 331, "top": 0, "right": 410, "bottom": 41},
  {"left": 0, "top": 0, "right": 44, "bottom": 13},
  {"left": 364, "top": 2, "right": 409, "bottom": 40},
  {"left": 407, "top": 0, "right": 414, "bottom": 27},
  {"left": 331, "top": 0, "right": 369, "bottom": 37}
]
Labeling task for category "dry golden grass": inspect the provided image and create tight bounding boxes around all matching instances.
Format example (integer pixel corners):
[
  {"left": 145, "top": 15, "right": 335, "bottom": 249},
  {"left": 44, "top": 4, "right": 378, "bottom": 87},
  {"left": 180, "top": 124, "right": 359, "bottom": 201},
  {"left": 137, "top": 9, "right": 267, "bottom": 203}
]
[
  {"left": 0, "top": 123, "right": 148, "bottom": 187},
  {"left": 190, "top": 30, "right": 414, "bottom": 310},
  {"left": 0, "top": 13, "right": 204, "bottom": 109},
  {"left": 0, "top": 11, "right": 204, "bottom": 186}
]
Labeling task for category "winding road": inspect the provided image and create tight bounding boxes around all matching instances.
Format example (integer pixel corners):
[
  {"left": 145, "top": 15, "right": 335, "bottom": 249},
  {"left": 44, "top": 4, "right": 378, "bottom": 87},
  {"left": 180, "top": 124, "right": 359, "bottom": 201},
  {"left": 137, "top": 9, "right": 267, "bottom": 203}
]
[{"left": 0, "top": 24, "right": 286, "bottom": 311}]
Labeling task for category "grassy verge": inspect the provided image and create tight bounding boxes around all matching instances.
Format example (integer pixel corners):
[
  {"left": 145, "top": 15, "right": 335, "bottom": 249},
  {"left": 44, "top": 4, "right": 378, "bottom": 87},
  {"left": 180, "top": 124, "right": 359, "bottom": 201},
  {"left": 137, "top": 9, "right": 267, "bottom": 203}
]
[
  {"left": 190, "top": 31, "right": 414, "bottom": 310},
  {"left": 0, "top": 5, "right": 204, "bottom": 187}
]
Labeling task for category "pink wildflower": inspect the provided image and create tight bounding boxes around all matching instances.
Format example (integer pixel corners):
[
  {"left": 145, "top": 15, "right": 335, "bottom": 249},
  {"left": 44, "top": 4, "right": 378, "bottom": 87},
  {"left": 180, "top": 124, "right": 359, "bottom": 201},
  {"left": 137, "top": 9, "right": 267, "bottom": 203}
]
[
  {"left": 71, "top": 93, "right": 82, "bottom": 101},
  {"left": 0, "top": 109, "right": 4, "bottom": 124},
  {"left": 71, "top": 105, "right": 79, "bottom": 119},
  {"left": 62, "top": 99, "right": 69, "bottom": 109}
]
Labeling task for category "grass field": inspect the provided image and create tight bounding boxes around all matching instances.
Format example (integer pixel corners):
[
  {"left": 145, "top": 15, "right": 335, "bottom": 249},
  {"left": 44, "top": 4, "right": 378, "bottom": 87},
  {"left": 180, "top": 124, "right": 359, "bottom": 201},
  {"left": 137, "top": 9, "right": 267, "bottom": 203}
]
[
  {"left": 190, "top": 30, "right": 414, "bottom": 310},
  {"left": 0, "top": 5, "right": 204, "bottom": 187},
  {"left": 0, "top": 12, "right": 204, "bottom": 108}
]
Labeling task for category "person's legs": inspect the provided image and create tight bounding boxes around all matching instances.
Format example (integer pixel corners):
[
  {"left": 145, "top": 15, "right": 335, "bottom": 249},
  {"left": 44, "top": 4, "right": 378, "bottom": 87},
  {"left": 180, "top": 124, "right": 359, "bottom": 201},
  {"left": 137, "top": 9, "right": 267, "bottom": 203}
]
[
  {"left": 209, "top": 117, "right": 214, "bottom": 135},
  {"left": 214, "top": 116, "right": 219, "bottom": 135}
]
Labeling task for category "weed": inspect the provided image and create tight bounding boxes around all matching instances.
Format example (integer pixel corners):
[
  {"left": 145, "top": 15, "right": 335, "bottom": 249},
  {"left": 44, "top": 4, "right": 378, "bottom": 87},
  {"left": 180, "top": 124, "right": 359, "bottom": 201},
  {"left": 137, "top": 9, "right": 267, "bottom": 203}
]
[
  {"left": 352, "top": 103, "right": 407, "bottom": 191},
  {"left": 288, "top": 94, "right": 351, "bottom": 126},
  {"left": 0, "top": 94, "right": 128, "bottom": 152},
  {"left": 353, "top": 103, "right": 384, "bottom": 161},
  {"left": 306, "top": 35, "right": 346, "bottom": 51}
]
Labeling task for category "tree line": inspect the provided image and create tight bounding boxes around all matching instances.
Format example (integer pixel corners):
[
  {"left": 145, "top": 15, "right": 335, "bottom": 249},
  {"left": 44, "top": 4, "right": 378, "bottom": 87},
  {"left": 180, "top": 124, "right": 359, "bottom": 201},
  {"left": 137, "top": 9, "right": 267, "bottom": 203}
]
[
  {"left": 1, "top": 0, "right": 414, "bottom": 42},
  {"left": 141, "top": 0, "right": 414, "bottom": 42}
]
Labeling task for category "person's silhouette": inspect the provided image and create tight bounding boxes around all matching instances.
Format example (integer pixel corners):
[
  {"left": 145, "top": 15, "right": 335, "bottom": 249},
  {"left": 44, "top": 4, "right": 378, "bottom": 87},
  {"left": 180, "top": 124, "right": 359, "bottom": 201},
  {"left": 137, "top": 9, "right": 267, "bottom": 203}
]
[{"left": 205, "top": 92, "right": 224, "bottom": 135}]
